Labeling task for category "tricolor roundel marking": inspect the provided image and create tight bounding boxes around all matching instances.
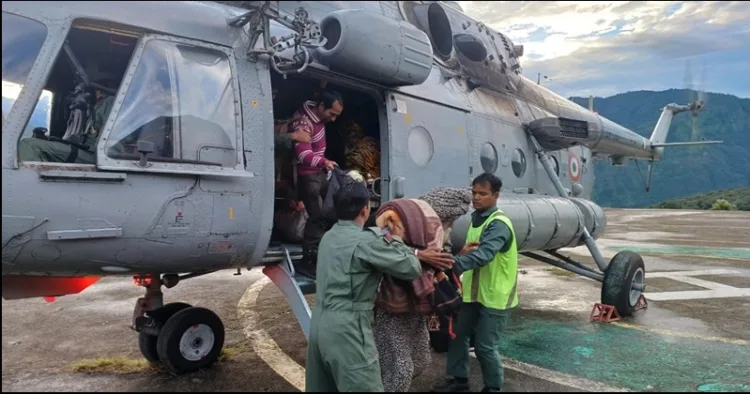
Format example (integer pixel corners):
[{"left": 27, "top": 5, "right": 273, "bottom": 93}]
[{"left": 568, "top": 151, "right": 582, "bottom": 182}]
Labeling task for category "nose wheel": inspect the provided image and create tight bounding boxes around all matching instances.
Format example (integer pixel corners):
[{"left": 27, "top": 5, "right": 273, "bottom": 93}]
[
  {"left": 155, "top": 307, "right": 225, "bottom": 374},
  {"left": 138, "top": 302, "right": 194, "bottom": 364}
]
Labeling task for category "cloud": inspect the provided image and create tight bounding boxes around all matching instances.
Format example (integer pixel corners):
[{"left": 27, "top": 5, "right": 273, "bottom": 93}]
[{"left": 458, "top": 1, "right": 750, "bottom": 98}]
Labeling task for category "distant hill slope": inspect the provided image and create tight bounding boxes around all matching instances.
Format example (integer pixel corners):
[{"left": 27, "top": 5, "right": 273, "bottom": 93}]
[
  {"left": 650, "top": 187, "right": 750, "bottom": 211},
  {"left": 570, "top": 89, "right": 750, "bottom": 208}
]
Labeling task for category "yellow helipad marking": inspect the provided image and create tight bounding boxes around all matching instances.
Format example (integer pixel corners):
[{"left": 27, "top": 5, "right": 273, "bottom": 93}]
[
  {"left": 239, "top": 276, "right": 629, "bottom": 392},
  {"left": 237, "top": 276, "right": 306, "bottom": 391}
]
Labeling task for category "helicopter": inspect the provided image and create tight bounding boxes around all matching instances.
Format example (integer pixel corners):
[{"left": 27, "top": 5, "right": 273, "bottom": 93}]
[{"left": 1, "top": 0, "right": 722, "bottom": 375}]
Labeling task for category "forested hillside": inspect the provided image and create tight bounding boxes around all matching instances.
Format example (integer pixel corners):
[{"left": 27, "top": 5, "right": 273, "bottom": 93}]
[
  {"left": 570, "top": 90, "right": 749, "bottom": 208},
  {"left": 651, "top": 187, "right": 750, "bottom": 211}
]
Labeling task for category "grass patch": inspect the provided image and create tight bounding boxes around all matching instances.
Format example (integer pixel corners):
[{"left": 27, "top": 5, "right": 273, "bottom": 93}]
[
  {"left": 219, "top": 342, "right": 246, "bottom": 360},
  {"left": 68, "top": 356, "right": 157, "bottom": 375},
  {"left": 68, "top": 342, "right": 248, "bottom": 375},
  {"left": 549, "top": 268, "right": 575, "bottom": 277}
]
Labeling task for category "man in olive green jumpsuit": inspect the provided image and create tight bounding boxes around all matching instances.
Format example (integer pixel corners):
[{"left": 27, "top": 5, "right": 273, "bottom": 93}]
[
  {"left": 305, "top": 180, "right": 453, "bottom": 392},
  {"left": 18, "top": 84, "right": 114, "bottom": 164}
]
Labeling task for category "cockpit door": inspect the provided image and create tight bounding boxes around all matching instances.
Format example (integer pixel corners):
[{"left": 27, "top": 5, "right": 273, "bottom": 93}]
[{"left": 383, "top": 92, "right": 471, "bottom": 200}]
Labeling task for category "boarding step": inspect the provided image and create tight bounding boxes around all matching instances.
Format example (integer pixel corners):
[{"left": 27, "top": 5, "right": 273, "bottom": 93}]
[{"left": 263, "top": 243, "right": 316, "bottom": 295}]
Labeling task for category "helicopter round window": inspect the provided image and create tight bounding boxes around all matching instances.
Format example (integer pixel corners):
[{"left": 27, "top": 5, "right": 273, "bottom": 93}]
[
  {"left": 480, "top": 142, "right": 498, "bottom": 174},
  {"left": 407, "top": 126, "right": 434, "bottom": 167},
  {"left": 511, "top": 148, "right": 526, "bottom": 178}
]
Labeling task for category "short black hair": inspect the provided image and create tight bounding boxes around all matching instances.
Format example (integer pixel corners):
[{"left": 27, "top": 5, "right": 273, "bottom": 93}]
[
  {"left": 320, "top": 90, "right": 343, "bottom": 110},
  {"left": 333, "top": 180, "right": 369, "bottom": 221},
  {"left": 472, "top": 173, "right": 502, "bottom": 193}
]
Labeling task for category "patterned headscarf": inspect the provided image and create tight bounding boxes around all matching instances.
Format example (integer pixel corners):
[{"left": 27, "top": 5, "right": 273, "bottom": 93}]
[{"left": 419, "top": 187, "right": 473, "bottom": 226}]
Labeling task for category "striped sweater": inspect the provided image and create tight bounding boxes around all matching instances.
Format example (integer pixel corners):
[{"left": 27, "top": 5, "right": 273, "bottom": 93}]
[{"left": 291, "top": 101, "right": 327, "bottom": 176}]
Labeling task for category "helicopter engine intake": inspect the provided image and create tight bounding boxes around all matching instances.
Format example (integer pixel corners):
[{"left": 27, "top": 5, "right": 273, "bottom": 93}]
[
  {"left": 450, "top": 193, "right": 606, "bottom": 254},
  {"left": 316, "top": 9, "right": 433, "bottom": 86}
]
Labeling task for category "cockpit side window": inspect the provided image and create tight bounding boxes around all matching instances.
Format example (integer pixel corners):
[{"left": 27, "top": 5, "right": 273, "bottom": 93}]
[
  {"left": 2, "top": 12, "right": 48, "bottom": 130},
  {"left": 105, "top": 39, "right": 238, "bottom": 168}
]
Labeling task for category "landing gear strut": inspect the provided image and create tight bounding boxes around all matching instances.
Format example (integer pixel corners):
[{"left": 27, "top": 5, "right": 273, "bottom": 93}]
[
  {"left": 132, "top": 273, "right": 225, "bottom": 374},
  {"left": 526, "top": 131, "right": 647, "bottom": 318}
]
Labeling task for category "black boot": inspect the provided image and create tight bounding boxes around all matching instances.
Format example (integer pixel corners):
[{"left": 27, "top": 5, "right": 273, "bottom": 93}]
[{"left": 295, "top": 251, "right": 317, "bottom": 279}]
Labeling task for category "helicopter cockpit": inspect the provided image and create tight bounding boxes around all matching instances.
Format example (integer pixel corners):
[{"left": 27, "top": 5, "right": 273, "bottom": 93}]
[
  {"left": 10, "top": 21, "right": 138, "bottom": 164},
  {"left": 10, "top": 18, "right": 238, "bottom": 168}
]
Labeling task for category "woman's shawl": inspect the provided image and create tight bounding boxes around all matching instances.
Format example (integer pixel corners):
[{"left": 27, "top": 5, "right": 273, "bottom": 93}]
[{"left": 374, "top": 198, "right": 444, "bottom": 315}]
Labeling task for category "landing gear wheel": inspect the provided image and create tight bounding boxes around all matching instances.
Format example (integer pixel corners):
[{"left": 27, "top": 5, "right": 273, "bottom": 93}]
[
  {"left": 156, "top": 307, "right": 225, "bottom": 374},
  {"left": 601, "top": 251, "right": 645, "bottom": 317},
  {"left": 138, "top": 332, "right": 160, "bottom": 363},
  {"left": 137, "top": 302, "right": 193, "bottom": 364}
]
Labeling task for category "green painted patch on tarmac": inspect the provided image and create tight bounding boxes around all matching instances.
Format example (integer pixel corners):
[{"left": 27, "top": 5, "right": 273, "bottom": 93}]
[
  {"left": 607, "top": 245, "right": 750, "bottom": 260},
  {"left": 498, "top": 314, "right": 750, "bottom": 392},
  {"left": 697, "top": 383, "right": 750, "bottom": 392}
]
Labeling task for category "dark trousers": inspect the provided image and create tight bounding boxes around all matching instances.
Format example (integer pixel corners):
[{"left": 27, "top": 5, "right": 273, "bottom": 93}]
[
  {"left": 446, "top": 302, "right": 511, "bottom": 389},
  {"left": 298, "top": 171, "right": 329, "bottom": 257}
]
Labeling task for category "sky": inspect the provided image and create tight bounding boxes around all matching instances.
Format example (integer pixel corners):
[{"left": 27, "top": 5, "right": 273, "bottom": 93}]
[{"left": 458, "top": 1, "right": 750, "bottom": 99}]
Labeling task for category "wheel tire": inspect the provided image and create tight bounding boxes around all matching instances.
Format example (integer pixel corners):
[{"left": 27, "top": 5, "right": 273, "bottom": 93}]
[
  {"left": 601, "top": 251, "right": 646, "bottom": 317},
  {"left": 137, "top": 302, "right": 193, "bottom": 364},
  {"left": 156, "top": 307, "right": 225, "bottom": 374},
  {"left": 138, "top": 332, "right": 160, "bottom": 363}
]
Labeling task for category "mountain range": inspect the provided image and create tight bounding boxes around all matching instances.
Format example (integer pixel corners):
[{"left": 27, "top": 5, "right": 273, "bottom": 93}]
[{"left": 570, "top": 89, "right": 750, "bottom": 208}]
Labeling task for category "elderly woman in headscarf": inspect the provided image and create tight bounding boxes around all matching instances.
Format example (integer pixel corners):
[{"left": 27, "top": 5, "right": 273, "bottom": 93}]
[{"left": 373, "top": 187, "right": 473, "bottom": 392}]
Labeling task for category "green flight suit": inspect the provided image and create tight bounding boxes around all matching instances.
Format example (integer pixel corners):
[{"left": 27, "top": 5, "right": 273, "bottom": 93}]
[
  {"left": 17, "top": 95, "right": 114, "bottom": 164},
  {"left": 306, "top": 221, "right": 422, "bottom": 392}
]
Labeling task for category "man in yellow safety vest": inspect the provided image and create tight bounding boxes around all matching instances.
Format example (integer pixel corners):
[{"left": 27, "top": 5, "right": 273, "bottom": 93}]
[{"left": 433, "top": 173, "right": 518, "bottom": 393}]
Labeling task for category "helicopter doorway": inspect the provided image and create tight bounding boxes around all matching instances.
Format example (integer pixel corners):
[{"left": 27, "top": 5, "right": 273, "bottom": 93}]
[{"left": 269, "top": 72, "right": 384, "bottom": 248}]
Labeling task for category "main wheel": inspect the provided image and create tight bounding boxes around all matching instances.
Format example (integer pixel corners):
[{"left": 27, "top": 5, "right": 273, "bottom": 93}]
[
  {"left": 601, "top": 251, "right": 646, "bottom": 317},
  {"left": 138, "top": 302, "right": 193, "bottom": 364},
  {"left": 156, "top": 307, "right": 225, "bottom": 374}
]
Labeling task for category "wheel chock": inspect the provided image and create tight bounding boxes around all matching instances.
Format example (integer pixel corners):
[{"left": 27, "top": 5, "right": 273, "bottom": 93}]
[
  {"left": 634, "top": 294, "right": 648, "bottom": 311},
  {"left": 589, "top": 303, "right": 621, "bottom": 323}
]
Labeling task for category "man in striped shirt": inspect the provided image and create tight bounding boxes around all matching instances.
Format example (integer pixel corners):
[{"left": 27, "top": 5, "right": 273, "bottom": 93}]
[{"left": 291, "top": 91, "right": 344, "bottom": 277}]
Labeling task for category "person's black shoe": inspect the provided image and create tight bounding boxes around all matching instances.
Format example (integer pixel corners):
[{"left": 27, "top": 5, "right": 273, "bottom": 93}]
[
  {"left": 432, "top": 377, "right": 470, "bottom": 392},
  {"left": 481, "top": 387, "right": 502, "bottom": 392}
]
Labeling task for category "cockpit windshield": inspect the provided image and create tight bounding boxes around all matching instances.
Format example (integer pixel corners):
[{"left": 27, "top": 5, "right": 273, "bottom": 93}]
[{"left": 2, "top": 12, "right": 48, "bottom": 130}]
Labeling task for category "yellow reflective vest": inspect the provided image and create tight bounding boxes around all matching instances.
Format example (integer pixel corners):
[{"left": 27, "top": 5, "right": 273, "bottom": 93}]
[{"left": 461, "top": 209, "right": 519, "bottom": 310}]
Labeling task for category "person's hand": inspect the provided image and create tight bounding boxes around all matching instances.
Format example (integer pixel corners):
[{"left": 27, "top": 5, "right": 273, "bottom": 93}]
[
  {"left": 417, "top": 249, "right": 454, "bottom": 271},
  {"left": 324, "top": 160, "right": 337, "bottom": 171},
  {"left": 459, "top": 242, "right": 479, "bottom": 255},
  {"left": 289, "top": 130, "right": 311, "bottom": 144}
]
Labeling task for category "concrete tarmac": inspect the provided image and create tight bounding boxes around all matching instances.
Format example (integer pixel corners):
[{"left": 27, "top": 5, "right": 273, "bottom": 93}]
[{"left": 2, "top": 208, "right": 749, "bottom": 392}]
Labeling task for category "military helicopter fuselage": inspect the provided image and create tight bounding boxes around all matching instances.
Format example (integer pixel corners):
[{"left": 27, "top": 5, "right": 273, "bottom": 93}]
[{"left": 2, "top": 0, "right": 716, "bottom": 374}]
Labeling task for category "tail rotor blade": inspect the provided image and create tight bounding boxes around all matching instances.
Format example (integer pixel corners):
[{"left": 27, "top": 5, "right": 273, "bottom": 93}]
[
  {"left": 683, "top": 59, "right": 695, "bottom": 104},
  {"left": 698, "top": 59, "right": 708, "bottom": 106}
]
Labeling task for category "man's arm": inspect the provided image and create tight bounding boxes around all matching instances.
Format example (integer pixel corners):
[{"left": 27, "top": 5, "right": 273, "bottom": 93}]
[
  {"left": 291, "top": 119, "right": 327, "bottom": 168},
  {"left": 93, "top": 96, "right": 115, "bottom": 135},
  {"left": 356, "top": 231, "right": 422, "bottom": 281},
  {"left": 274, "top": 133, "right": 294, "bottom": 152},
  {"left": 453, "top": 220, "right": 513, "bottom": 273}
]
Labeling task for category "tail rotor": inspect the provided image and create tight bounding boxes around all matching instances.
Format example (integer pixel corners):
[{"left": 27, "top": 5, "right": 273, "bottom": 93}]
[{"left": 683, "top": 59, "right": 708, "bottom": 150}]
